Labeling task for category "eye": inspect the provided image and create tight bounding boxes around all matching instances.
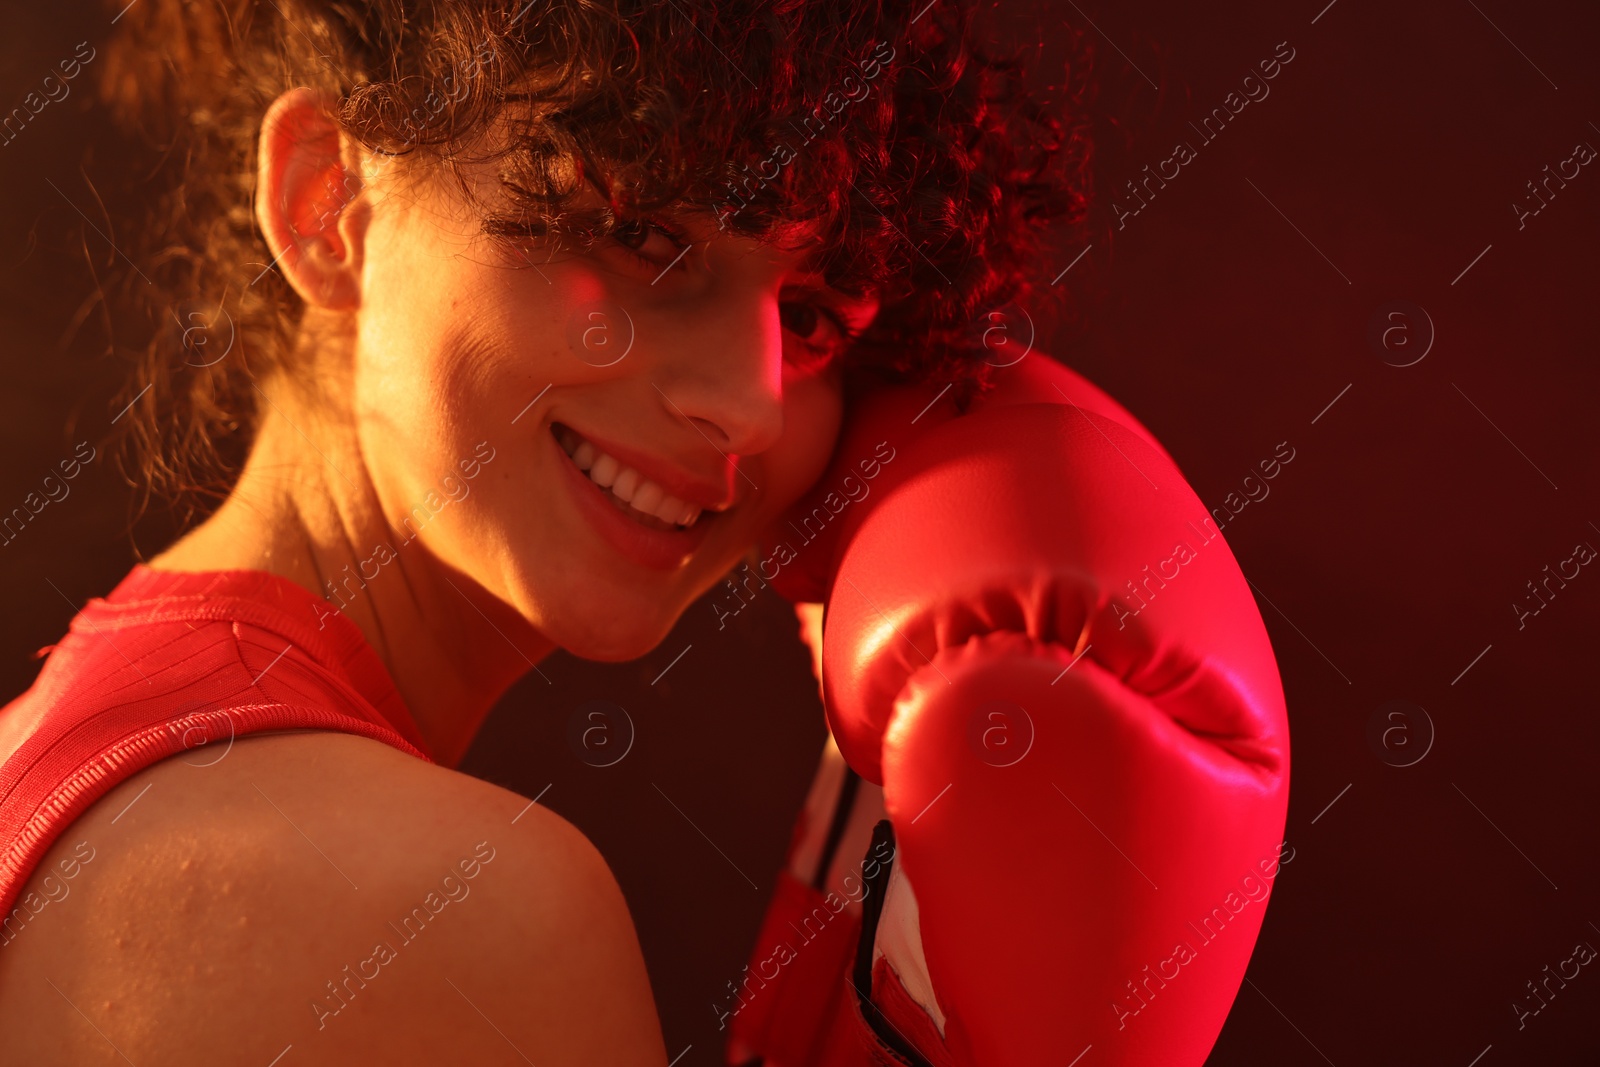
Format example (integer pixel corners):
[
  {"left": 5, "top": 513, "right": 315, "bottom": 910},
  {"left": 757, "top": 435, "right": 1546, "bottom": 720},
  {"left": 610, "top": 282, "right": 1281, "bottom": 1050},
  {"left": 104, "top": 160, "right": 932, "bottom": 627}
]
[
  {"left": 607, "top": 217, "right": 689, "bottom": 274},
  {"left": 778, "top": 302, "right": 835, "bottom": 345},
  {"left": 779, "top": 300, "right": 862, "bottom": 373},
  {"left": 612, "top": 218, "right": 652, "bottom": 251}
]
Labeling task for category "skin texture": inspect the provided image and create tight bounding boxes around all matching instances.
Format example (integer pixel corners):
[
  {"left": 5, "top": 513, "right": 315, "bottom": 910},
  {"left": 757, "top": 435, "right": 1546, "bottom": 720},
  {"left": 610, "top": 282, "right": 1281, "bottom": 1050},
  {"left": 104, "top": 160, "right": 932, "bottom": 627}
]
[
  {"left": 0, "top": 89, "right": 876, "bottom": 1063},
  {"left": 156, "top": 88, "right": 875, "bottom": 767},
  {"left": 0, "top": 733, "right": 666, "bottom": 1066}
]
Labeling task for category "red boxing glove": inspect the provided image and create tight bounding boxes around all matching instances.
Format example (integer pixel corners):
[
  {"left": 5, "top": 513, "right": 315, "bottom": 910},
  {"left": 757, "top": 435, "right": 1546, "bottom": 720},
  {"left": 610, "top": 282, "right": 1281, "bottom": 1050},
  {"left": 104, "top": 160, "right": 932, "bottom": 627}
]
[{"left": 738, "top": 355, "right": 1290, "bottom": 1066}]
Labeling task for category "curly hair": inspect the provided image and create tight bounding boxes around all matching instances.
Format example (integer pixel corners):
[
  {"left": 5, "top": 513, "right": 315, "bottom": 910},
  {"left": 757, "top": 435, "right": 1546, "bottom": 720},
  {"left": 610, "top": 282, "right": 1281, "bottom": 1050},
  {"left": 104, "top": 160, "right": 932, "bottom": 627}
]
[{"left": 95, "top": 0, "right": 1094, "bottom": 525}]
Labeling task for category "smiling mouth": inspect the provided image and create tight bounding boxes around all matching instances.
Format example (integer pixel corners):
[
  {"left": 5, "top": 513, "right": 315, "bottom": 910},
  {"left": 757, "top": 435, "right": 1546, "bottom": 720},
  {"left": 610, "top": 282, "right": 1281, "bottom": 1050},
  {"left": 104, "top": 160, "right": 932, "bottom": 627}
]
[{"left": 552, "top": 423, "right": 708, "bottom": 532}]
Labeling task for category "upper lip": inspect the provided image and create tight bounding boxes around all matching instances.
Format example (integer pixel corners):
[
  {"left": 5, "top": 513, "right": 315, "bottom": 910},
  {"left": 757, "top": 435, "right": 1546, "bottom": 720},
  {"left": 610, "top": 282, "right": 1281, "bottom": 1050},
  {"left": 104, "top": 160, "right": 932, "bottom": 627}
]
[{"left": 557, "top": 422, "right": 739, "bottom": 513}]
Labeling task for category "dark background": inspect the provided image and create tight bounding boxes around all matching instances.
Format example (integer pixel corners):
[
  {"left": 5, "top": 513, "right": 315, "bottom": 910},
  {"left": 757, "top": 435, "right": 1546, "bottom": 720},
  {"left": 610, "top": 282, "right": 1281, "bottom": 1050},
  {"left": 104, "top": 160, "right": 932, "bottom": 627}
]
[{"left": 4, "top": 1, "right": 1598, "bottom": 1064}]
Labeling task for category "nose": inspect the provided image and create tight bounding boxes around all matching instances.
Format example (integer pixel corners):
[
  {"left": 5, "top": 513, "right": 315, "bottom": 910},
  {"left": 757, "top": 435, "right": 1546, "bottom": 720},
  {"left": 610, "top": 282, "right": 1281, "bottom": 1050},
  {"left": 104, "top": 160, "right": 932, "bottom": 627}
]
[{"left": 651, "top": 288, "right": 786, "bottom": 457}]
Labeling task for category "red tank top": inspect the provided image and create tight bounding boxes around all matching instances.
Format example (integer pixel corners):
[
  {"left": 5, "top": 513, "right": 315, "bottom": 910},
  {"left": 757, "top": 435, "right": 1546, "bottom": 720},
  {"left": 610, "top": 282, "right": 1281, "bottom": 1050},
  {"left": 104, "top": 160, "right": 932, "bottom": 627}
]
[{"left": 0, "top": 565, "right": 431, "bottom": 922}]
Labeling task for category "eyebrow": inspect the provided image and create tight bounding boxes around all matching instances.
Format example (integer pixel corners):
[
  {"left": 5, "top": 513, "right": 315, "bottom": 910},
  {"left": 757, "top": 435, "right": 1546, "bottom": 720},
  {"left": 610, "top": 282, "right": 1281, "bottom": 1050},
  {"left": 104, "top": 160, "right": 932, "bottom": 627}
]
[
  {"left": 575, "top": 170, "right": 828, "bottom": 267},
  {"left": 631, "top": 196, "right": 876, "bottom": 304}
]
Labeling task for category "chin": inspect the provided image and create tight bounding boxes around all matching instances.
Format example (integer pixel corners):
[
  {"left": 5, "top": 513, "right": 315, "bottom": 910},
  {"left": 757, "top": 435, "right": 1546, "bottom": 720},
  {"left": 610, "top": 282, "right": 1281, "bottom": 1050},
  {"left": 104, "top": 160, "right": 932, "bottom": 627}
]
[{"left": 546, "top": 590, "right": 688, "bottom": 663}]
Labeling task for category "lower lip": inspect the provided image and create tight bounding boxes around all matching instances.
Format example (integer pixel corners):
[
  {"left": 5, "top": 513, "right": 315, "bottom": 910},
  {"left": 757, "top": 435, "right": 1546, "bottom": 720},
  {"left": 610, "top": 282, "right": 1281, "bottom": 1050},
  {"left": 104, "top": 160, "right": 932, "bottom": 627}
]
[{"left": 552, "top": 427, "right": 717, "bottom": 571}]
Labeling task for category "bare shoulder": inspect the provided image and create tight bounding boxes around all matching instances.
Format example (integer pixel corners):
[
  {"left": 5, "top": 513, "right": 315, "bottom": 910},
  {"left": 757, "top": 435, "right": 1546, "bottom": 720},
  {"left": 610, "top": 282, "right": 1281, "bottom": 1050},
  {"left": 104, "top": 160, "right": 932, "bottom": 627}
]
[{"left": 0, "top": 730, "right": 666, "bottom": 1066}]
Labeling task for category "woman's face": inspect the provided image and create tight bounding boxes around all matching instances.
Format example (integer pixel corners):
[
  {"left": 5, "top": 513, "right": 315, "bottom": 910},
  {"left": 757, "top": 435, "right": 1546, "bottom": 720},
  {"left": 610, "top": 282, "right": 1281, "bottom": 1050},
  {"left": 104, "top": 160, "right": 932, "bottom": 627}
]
[{"left": 343, "top": 148, "right": 877, "bottom": 661}]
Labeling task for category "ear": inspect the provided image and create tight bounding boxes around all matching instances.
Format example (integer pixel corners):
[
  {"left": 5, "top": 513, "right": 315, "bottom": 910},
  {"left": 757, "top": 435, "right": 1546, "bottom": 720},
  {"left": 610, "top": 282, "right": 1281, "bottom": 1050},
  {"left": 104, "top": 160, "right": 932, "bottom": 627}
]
[{"left": 255, "top": 87, "right": 366, "bottom": 310}]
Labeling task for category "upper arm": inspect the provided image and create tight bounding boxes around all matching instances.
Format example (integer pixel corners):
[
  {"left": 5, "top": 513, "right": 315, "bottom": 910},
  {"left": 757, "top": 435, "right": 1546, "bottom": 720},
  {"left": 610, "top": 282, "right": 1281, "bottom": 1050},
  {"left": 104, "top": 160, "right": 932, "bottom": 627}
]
[
  {"left": 0, "top": 731, "right": 666, "bottom": 1067},
  {"left": 406, "top": 776, "right": 669, "bottom": 1067}
]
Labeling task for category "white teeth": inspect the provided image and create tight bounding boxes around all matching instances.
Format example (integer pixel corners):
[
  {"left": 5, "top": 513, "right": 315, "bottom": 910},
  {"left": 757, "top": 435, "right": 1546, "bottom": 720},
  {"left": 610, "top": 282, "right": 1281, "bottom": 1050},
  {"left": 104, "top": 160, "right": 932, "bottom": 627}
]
[
  {"left": 650, "top": 491, "right": 690, "bottom": 525},
  {"left": 631, "top": 480, "right": 665, "bottom": 515},
  {"left": 589, "top": 453, "right": 619, "bottom": 488},
  {"left": 638, "top": 484, "right": 690, "bottom": 525},
  {"left": 558, "top": 425, "right": 708, "bottom": 528},
  {"left": 611, "top": 467, "right": 640, "bottom": 503}
]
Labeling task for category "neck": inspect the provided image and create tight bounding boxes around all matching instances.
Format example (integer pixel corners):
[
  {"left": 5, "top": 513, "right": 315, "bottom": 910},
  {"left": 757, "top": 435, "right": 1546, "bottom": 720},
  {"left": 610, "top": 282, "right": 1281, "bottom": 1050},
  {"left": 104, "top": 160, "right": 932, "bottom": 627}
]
[{"left": 147, "top": 387, "right": 553, "bottom": 767}]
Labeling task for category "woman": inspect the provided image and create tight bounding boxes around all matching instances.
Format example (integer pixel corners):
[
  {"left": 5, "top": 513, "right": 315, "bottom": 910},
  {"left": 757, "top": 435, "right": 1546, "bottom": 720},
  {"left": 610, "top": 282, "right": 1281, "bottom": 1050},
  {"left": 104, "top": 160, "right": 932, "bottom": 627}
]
[{"left": 0, "top": 0, "right": 1093, "bottom": 1063}]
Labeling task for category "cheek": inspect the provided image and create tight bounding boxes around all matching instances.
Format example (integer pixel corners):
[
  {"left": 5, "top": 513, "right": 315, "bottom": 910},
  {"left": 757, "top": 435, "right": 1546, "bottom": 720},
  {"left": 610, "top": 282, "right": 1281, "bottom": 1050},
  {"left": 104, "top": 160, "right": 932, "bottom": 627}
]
[
  {"left": 353, "top": 219, "right": 565, "bottom": 506},
  {"left": 354, "top": 212, "right": 475, "bottom": 439},
  {"left": 353, "top": 277, "right": 494, "bottom": 507},
  {"left": 348, "top": 299, "right": 531, "bottom": 601},
  {"left": 757, "top": 370, "right": 844, "bottom": 522}
]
